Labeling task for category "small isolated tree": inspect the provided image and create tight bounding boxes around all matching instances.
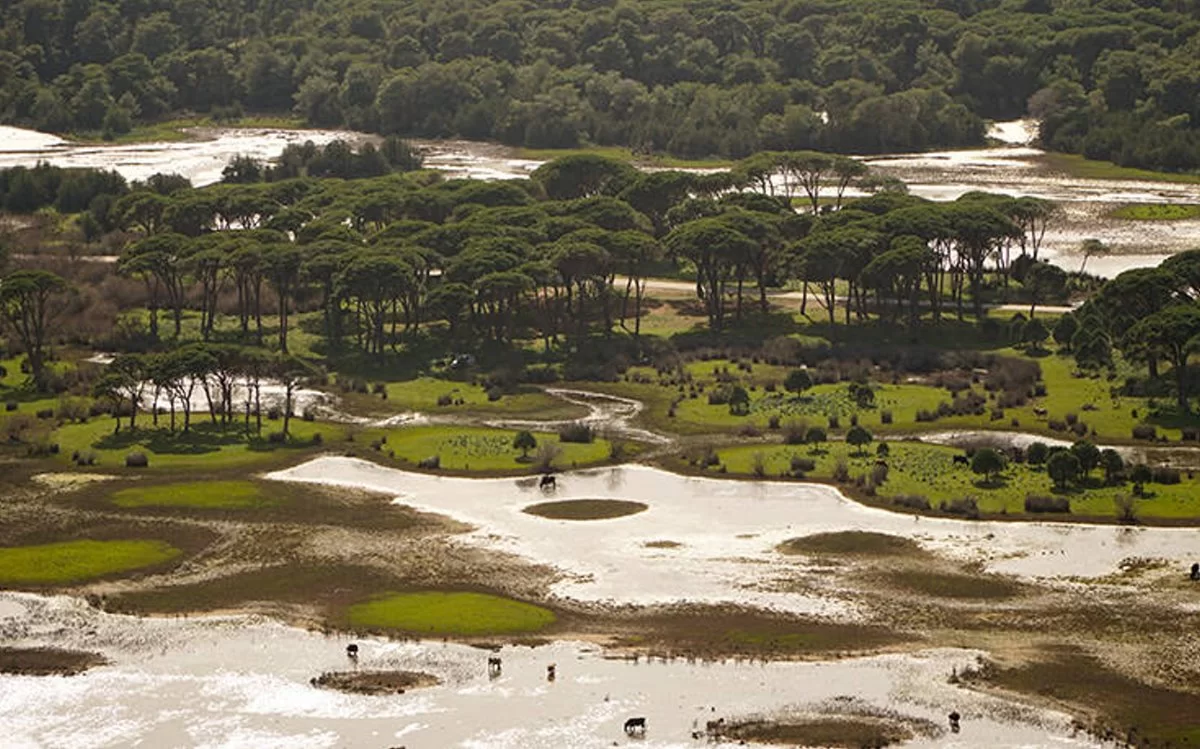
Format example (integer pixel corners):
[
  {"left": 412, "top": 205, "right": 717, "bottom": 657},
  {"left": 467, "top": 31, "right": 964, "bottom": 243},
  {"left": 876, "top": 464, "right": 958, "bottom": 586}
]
[
  {"left": 1047, "top": 450, "right": 1082, "bottom": 489},
  {"left": 784, "top": 369, "right": 812, "bottom": 393},
  {"left": 1114, "top": 493, "right": 1137, "bottom": 524},
  {"left": 971, "top": 447, "right": 1007, "bottom": 482},
  {"left": 513, "top": 430, "right": 537, "bottom": 459},
  {"left": 0, "top": 270, "right": 71, "bottom": 388},
  {"left": 805, "top": 426, "right": 827, "bottom": 446},
  {"left": 1071, "top": 440, "right": 1101, "bottom": 476},
  {"left": 848, "top": 381, "right": 875, "bottom": 408},
  {"left": 1101, "top": 448, "right": 1124, "bottom": 485},
  {"left": 728, "top": 385, "right": 750, "bottom": 415},
  {"left": 1053, "top": 314, "right": 1079, "bottom": 350},
  {"left": 1130, "top": 463, "right": 1152, "bottom": 496},
  {"left": 876, "top": 442, "right": 889, "bottom": 458},
  {"left": 846, "top": 425, "right": 872, "bottom": 455},
  {"left": 1027, "top": 441, "right": 1049, "bottom": 465},
  {"left": 1023, "top": 317, "right": 1049, "bottom": 350}
]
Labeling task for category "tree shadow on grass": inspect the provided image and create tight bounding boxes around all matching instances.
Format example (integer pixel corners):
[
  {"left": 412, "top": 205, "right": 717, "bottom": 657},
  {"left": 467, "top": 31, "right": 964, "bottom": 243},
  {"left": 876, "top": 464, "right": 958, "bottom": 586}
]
[
  {"left": 93, "top": 424, "right": 251, "bottom": 455},
  {"left": 972, "top": 476, "right": 1010, "bottom": 490}
]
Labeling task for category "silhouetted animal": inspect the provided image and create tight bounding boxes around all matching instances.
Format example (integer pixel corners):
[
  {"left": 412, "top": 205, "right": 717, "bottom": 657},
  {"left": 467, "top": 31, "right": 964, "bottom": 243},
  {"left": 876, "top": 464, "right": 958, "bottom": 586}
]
[
  {"left": 540, "top": 474, "right": 556, "bottom": 488},
  {"left": 1191, "top": 562, "right": 1199, "bottom": 580},
  {"left": 953, "top": 455, "right": 969, "bottom": 466},
  {"left": 624, "top": 717, "right": 646, "bottom": 735},
  {"left": 346, "top": 643, "right": 359, "bottom": 658},
  {"left": 949, "top": 711, "right": 961, "bottom": 733},
  {"left": 1033, "top": 407, "right": 1048, "bottom": 416},
  {"left": 706, "top": 718, "right": 725, "bottom": 737},
  {"left": 487, "top": 656, "right": 502, "bottom": 676},
  {"left": 547, "top": 663, "right": 556, "bottom": 681}
]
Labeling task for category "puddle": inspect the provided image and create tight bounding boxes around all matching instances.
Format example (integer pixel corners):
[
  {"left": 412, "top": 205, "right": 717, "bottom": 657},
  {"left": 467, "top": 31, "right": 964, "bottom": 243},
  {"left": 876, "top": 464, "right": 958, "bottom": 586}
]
[
  {"left": 269, "top": 459, "right": 1200, "bottom": 604},
  {"left": 0, "top": 592, "right": 1094, "bottom": 748},
  {"left": 486, "top": 388, "right": 672, "bottom": 446}
]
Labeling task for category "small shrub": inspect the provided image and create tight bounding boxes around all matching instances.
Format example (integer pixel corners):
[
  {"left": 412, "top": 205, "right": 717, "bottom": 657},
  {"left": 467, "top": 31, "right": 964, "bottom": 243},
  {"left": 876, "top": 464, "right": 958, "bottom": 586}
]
[
  {"left": 302, "top": 407, "right": 316, "bottom": 422},
  {"left": 1065, "top": 412, "right": 1078, "bottom": 426},
  {"left": 1025, "top": 494, "right": 1070, "bottom": 513},
  {"left": 880, "top": 409, "right": 893, "bottom": 424},
  {"left": 790, "top": 456, "right": 816, "bottom": 474},
  {"left": 805, "top": 426, "right": 827, "bottom": 444},
  {"left": 827, "top": 414, "right": 840, "bottom": 429},
  {"left": 892, "top": 494, "right": 931, "bottom": 511},
  {"left": 1132, "top": 424, "right": 1157, "bottom": 441},
  {"left": 267, "top": 406, "right": 281, "bottom": 420},
  {"left": 486, "top": 387, "right": 503, "bottom": 402},
  {"left": 4, "top": 401, "right": 15, "bottom": 411},
  {"left": 870, "top": 462, "right": 889, "bottom": 485},
  {"left": 939, "top": 497, "right": 980, "bottom": 518},
  {"left": 767, "top": 415, "right": 781, "bottom": 430},
  {"left": 436, "top": 393, "right": 453, "bottom": 407},
  {"left": 1182, "top": 427, "right": 1199, "bottom": 442},
  {"left": 1070, "top": 421, "right": 1088, "bottom": 436},
  {"left": 738, "top": 423, "right": 762, "bottom": 438},
  {"left": 751, "top": 451, "right": 767, "bottom": 477},
  {"left": 417, "top": 455, "right": 441, "bottom": 469},
  {"left": 558, "top": 423, "right": 594, "bottom": 443},
  {"left": 371, "top": 382, "right": 386, "bottom": 395},
  {"left": 36, "top": 408, "right": 54, "bottom": 419},
  {"left": 1152, "top": 466, "right": 1181, "bottom": 484},
  {"left": 267, "top": 431, "right": 287, "bottom": 443},
  {"left": 608, "top": 439, "right": 627, "bottom": 461},
  {"left": 783, "top": 420, "right": 807, "bottom": 445},
  {"left": 311, "top": 432, "right": 323, "bottom": 445},
  {"left": 915, "top": 409, "right": 937, "bottom": 422},
  {"left": 125, "top": 452, "right": 149, "bottom": 468},
  {"left": 73, "top": 450, "right": 98, "bottom": 467},
  {"left": 832, "top": 458, "right": 850, "bottom": 482},
  {"left": 1047, "top": 419, "right": 1066, "bottom": 432}
]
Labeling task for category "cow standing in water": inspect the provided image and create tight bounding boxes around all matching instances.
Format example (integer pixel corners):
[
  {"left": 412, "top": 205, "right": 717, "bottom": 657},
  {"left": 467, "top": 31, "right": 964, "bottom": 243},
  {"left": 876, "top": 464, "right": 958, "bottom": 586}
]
[
  {"left": 1191, "top": 562, "right": 1199, "bottom": 580},
  {"left": 949, "top": 711, "right": 961, "bottom": 733},
  {"left": 487, "top": 656, "right": 502, "bottom": 677},
  {"left": 540, "top": 474, "right": 556, "bottom": 489},
  {"left": 624, "top": 717, "right": 646, "bottom": 736}
]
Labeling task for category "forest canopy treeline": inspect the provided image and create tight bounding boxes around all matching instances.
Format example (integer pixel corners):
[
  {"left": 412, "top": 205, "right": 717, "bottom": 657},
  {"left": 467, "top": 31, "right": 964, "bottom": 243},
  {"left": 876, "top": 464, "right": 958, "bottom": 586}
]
[{"left": 0, "top": 0, "right": 1198, "bottom": 166}]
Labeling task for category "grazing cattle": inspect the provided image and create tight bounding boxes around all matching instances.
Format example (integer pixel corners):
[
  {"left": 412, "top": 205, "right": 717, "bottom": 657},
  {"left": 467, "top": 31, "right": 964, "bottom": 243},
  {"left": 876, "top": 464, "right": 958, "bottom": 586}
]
[
  {"left": 948, "top": 711, "right": 961, "bottom": 733},
  {"left": 487, "top": 656, "right": 502, "bottom": 676},
  {"left": 346, "top": 643, "right": 359, "bottom": 658},
  {"left": 540, "top": 474, "right": 556, "bottom": 489},
  {"left": 1191, "top": 562, "right": 1199, "bottom": 580},
  {"left": 546, "top": 663, "right": 556, "bottom": 681},
  {"left": 953, "top": 455, "right": 970, "bottom": 466},
  {"left": 624, "top": 717, "right": 647, "bottom": 736}
]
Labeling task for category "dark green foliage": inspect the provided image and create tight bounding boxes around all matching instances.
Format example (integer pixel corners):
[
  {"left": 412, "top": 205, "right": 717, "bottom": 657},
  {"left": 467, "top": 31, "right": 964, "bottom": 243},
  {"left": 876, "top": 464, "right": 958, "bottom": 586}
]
[{"left": 971, "top": 448, "right": 1007, "bottom": 481}]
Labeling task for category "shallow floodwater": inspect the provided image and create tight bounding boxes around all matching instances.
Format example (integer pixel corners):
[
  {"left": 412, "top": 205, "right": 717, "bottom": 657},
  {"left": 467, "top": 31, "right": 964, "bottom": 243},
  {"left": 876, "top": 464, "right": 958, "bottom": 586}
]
[
  {"left": 0, "top": 126, "right": 365, "bottom": 187},
  {"left": 0, "top": 592, "right": 1094, "bottom": 749},
  {"left": 1, "top": 122, "right": 1198, "bottom": 274},
  {"left": 270, "top": 459, "right": 1200, "bottom": 612}
]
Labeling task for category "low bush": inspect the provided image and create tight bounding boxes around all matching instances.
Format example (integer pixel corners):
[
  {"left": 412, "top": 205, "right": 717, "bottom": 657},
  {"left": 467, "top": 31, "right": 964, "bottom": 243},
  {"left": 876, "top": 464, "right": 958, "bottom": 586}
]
[
  {"left": 827, "top": 415, "right": 840, "bottom": 429},
  {"left": 767, "top": 415, "right": 781, "bottom": 430},
  {"left": 558, "top": 423, "right": 594, "bottom": 443},
  {"left": 915, "top": 409, "right": 937, "bottom": 422},
  {"left": 783, "top": 421, "right": 807, "bottom": 445},
  {"left": 1025, "top": 494, "right": 1070, "bottom": 513},
  {"left": 880, "top": 409, "right": 893, "bottom": 424},
  {"left": 266, "top": 407, "right": 281, "bottom": 420},
  {"left": 1048, "top": 419, "right": 1066, "bottom": 432},
  {"left": 1152, "top": 466, "right": 1181, "bottom": 484},
  {"left": 267, "top": 431, "right": 287, "bottom": 443},
  {"left": 1132, "top": 424, "right": 1157, "bottom": 441},
  {"left": 35, "top": 408, "right": 54, "bottom": 419},
  {"left": 4, "top": 401, "right": 16, "bottom": 412},
  {"left": 1182, "top": 427, "right": 1199, "bottom": 442},
  {"left": 486, "top": 387, "right": 503, "bottom": 402},
  {"left": 417, "top": 455, "right": 440, "bottom": 469},
  {"left": 436, "top": 393, "right": 453, "bottom": 407},
  {"left": 832, "top": 458, "right": 850, "bottom": 482},
  {"left": 790, "top": 455, "right": 817, "bottom": 474},
  {"left": 939, "top": 497, "right": 980, "bottom": 518},
  {"left": 893, "top": 494, "right": 931, "bottom": 511},
  {"left": 311, "top": 432, "right": 323, "bottom": 445},
  {"left": 125, "top": 452, "right": 148, "bottom": 468}
]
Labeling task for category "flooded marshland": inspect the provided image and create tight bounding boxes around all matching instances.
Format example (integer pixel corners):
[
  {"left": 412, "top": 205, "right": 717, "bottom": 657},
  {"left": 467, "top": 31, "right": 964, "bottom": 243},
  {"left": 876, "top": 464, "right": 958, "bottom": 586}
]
[{"left": 0, "top": 592, "right": 1094, "bottom": 748}]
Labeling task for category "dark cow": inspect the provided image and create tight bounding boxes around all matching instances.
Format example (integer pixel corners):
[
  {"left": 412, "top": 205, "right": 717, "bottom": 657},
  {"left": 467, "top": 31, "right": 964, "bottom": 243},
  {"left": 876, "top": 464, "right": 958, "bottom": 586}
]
[
  {"left": 705, "top": 718, "right": 726, "bottom": 738},
  {"left": 953, "top": 455, "right": 970, "bottom": 466},
  {"left": 624, "top": 717, "right": 647, "bottom": 736},
  {"left": 487, "top": 656, "right": 502, "bottom": 676},
  {"left": 949, "top": 711, "right": 961, "bottom": 733},
  {"left": 1191, "top": 562, "right": 1199, "bottom": 581},
  {"left": 540, "top": 474, "right": 556, "bottom": 489},
  {"left": 546, "top": 663, "right": 556, "bottom": 681},
  {"left": 346, "top": 643, "right": 359, "bottom": 658}
]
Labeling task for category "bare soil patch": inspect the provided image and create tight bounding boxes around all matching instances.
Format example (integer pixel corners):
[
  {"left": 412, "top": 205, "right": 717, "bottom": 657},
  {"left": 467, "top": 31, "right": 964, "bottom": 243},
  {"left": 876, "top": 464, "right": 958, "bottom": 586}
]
[
  {"left": 522, "top": 499, "right": 648, "bottom": 520},
  {"left": 723, "top": 717, "right": 912, "bottom": 747},
  {"left": 311, "top": 669, "right": 439, "bottom": 695},
  {"left": 0, "top": 647, "right": 107, "bottom": 675},
  {"left": 778, "top": 531, "right": 926, "bottom": 558}
]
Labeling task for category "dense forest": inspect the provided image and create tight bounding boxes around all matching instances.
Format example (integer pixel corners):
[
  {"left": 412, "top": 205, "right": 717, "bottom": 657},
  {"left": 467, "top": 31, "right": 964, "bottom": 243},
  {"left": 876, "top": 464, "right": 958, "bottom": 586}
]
[{"left": 0, "top": 0, "right": 1198, "bottom": 169}]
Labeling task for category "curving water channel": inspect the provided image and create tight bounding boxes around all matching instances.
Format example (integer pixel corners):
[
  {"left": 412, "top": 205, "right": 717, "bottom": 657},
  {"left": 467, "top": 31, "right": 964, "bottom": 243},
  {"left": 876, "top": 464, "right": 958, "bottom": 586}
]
[{"left": 0, "top": 592, "right": 1095, "bottom": 749}]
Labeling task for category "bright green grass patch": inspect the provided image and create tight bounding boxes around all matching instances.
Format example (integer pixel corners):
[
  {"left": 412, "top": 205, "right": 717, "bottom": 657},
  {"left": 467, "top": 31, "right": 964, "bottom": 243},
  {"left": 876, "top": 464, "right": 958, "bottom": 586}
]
[
  {"left": 1043, "top": 153, "right": 1200, "bottom": 185},
  {"left": 374, "top": 424, "right": 612, "bottom": 471},
  {"left": 111, "top": 480, "right": 273, "bottom": 510},
  {"left": 1107, "top": 204, "right": 1200, "bottom": 221},
  {"left": 53, "top": 418, "right": 336, "bottom": 470},
  {"left": 378, "top": 377, "right": 582, "bottom": 419},
  {"left": 715, "top": 439, "right": 1200, "bottom": 519},
  {"left": 515, "top": 144, "right": 733, "bottom": 169},
  {"left": 0, "top": 540, "right": 181, "bottom": 584},
  {"left": 347, "top": 591, "right": 556, "bottom": 635}
]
